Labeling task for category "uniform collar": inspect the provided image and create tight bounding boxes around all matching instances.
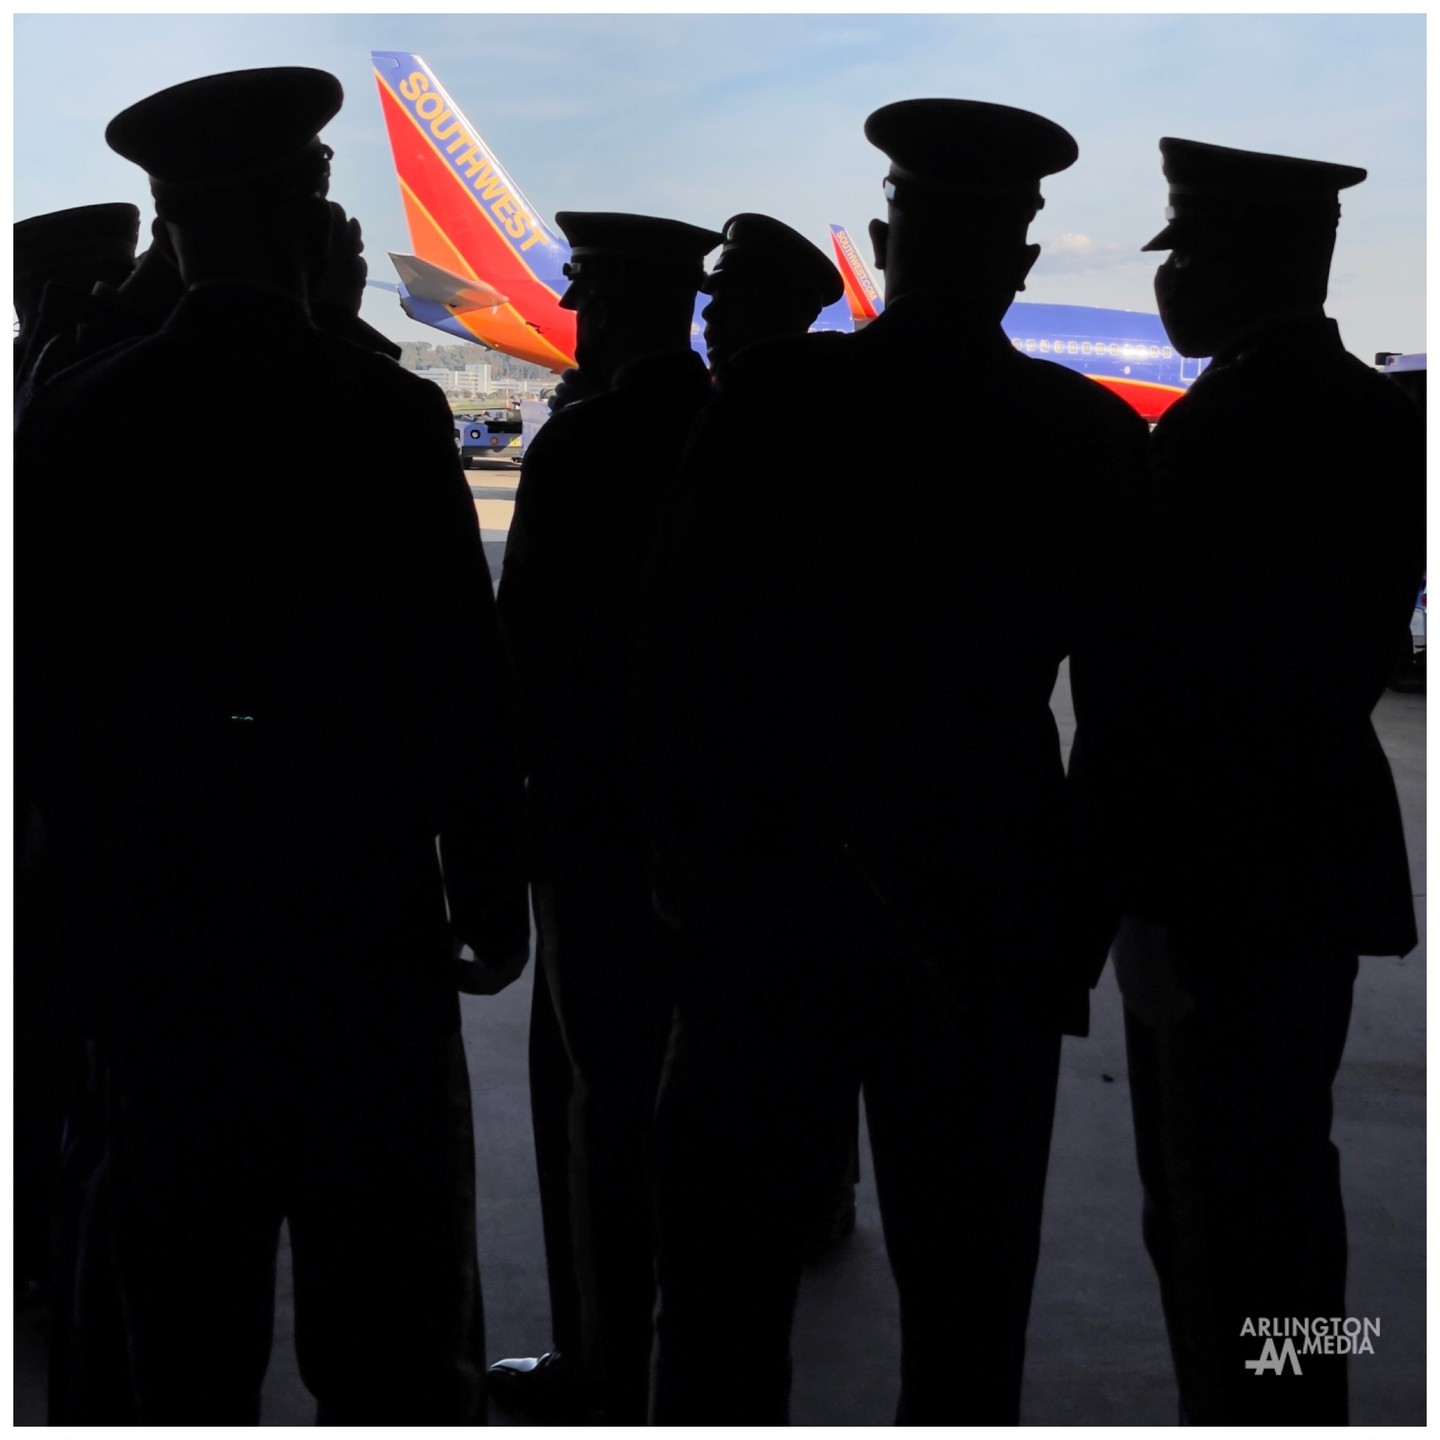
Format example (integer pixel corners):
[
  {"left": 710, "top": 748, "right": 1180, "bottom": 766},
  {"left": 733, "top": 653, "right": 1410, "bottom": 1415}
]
[
  {"left": 611, "top": 346, "right": 710, "bottom": 394},
  {"left": 163, "top": 280, "right": 312, "bottom": 335}
]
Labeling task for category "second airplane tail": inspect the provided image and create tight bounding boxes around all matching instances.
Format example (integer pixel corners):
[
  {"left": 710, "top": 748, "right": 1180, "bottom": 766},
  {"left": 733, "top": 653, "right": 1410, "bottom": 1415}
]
[{"left": 829, "top": 224, "right": 884, "bottom": 324}]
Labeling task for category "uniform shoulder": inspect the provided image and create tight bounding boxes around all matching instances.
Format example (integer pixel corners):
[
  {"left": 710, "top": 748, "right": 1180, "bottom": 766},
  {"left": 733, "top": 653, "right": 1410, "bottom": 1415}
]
[
  {"left": 1018, "top": 351, "right": 1151, "bottom": 439},
  {"left": 318, "top": 328, "right": 440, "bottom": 395},
  {"left": 719, "top": 329, "right": 854, "bottom": 410},
  {"left": 728, "top": 329, "right": 851, "bottom": 379},
  {"left": 17, "top": 325, "right": 169, "bottom": 432}
]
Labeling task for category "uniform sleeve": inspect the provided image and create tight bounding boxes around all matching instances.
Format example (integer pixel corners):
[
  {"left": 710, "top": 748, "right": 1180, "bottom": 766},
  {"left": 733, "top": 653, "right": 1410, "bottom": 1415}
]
[
  {"left": 633, "top": 370, "right": 793, "bottom": 883},
  {"left": 495, "top": 416, "right": 593, "bottom": 780},
  {"left": 398, "top": 381, "right": 530, "bottom": 962},
  {"left": 1065, "top": 394, "right": 1167, "bottom": 936}
]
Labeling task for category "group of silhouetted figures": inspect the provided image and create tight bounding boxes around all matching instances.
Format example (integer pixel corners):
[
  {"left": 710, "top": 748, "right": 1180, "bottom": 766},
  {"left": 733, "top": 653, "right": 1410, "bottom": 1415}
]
[{"left": 15, "top": 65, "right": 1424, "bottom": 1429}]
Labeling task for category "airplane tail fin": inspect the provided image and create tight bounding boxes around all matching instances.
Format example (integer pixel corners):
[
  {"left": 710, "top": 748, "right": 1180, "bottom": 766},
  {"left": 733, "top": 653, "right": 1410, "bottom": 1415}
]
[
  {"left": 829, "top": 224, "right": 884, "bottom": 322},
  {"left": 371, "top": 50, "right": 575, "bottom": 367}
]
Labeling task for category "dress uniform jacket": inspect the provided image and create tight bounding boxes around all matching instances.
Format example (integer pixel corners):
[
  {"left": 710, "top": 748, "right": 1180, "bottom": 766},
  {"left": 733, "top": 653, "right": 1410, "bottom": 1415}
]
[
  {"left": 19, "top": 281, "right": 528, "bottom": 1423},
  {"left": 1070, "top": 313, "right": 1423, "bottom": 958},
  {"left": 499, "top": 347, "right": 714, "bottom": 879},
  {"left": 643, "top": 295, "right": 1150, "bottom": 1024},
  {"left": 640, "top": 294, "right": 1149, "bottom": 1424},
  {"left": 16, "top": 281, "right": 528, "bottom": 1045}
]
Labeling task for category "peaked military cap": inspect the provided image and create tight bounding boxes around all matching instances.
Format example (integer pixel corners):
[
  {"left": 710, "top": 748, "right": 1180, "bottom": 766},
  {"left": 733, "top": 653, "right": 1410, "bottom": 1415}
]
[
  {"left": 700, "top": 213, "right": 844, "bottom": 310},
  {"left": 865, "top": 99, "right": 1078, "bottom": 221},
  {"left": 15, "top": 203, "right": 140, "bottom": 286},
  {"left": 556, "top": 212, "right": 723, "bottom": 308},
  {"left": 105, "top": 68, "right": 342, "bottom": 221},
  {"left": 1142, "top": 137, "right": 1367, "bottom": 251}
]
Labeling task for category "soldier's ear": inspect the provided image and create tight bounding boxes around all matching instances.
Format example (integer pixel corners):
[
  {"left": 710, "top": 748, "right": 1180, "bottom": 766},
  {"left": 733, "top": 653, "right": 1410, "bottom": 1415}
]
[{"left": 868, "top": 218, "right": 888, "bottom": 273}]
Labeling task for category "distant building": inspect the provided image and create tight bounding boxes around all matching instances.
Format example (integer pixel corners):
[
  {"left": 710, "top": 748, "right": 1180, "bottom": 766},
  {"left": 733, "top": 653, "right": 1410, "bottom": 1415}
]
[{"left": 412, "top": 364, "right": 496, "bottom": 397}]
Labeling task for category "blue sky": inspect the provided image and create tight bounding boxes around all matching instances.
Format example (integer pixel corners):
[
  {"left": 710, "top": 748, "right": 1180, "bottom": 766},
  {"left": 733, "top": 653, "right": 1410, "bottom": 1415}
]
[{"left": 11, "top": 12, "right": 1428, "bottom": 365}]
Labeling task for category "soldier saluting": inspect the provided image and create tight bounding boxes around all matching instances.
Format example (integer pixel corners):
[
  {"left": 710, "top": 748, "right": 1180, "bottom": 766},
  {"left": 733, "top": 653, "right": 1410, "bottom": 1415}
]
[
  {"left": 13, "top": 203, "right": 141, "bottom": 401},
  {"left": 1070, "top": 138, "right": 1425, "bottom": 1425},
  {"left": 492, "top": 212, "right": 720, "bottom": 1424},
  {"left": 639, "top": 100, "right": 1148, "bottom": 1423}
]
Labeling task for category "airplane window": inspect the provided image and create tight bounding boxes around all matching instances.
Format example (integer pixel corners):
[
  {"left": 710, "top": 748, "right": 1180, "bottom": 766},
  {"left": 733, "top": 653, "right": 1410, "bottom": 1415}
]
[
  {"left": 1108, "top": 343, "right": 1120, "bottom": 357},
  {"left": 1161, "top": 346, "right": 1173, "bottom": 358},
  {"left": 1149, "top": 345, "right": 1160, "bottom": 358},
  {"left": 1040, "top": 340, "right": 1051, "bottom": 352},
  {"left": 1067, "top": 341, "right": 1078, "bottom": 354},
  {"left": 1025, "top": 339, "right": 1036, "bottom": 352},
  {"left": 1012, "top": 338, "right": 1024, "bottom": 350},
  {"left": 1081, "top": 342, "right": 1092, "bottom": 355}
]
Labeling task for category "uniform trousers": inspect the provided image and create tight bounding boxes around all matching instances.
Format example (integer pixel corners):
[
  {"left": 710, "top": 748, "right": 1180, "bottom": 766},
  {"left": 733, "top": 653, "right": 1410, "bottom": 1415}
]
[
  {"left": 532, "top": 851, "right": 673, "bottom": 1424},
  {"left": 1122, "top": 934, "right": 1358, "bottom": 1425},
  {"left": 527, "top": 953, "right": 583, "bottom": 1361},
  {"left": 54, "top": 1019, "right": 485, "bottom": 1425},
  {"left": 649, "top": 853, "right": 1063, "bottom": 1425}
]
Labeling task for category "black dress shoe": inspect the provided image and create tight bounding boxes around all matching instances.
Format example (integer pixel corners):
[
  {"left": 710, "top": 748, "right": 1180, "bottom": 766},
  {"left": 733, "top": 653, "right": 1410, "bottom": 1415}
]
[{"left": 487, "top": 1351, "right": 597, "bottom": 1420}]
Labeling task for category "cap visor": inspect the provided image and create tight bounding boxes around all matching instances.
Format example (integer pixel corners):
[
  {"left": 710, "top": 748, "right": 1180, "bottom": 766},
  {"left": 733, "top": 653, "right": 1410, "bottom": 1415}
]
[{"left": 1140, "top": 223, "right": 1178, "bottom": 252}]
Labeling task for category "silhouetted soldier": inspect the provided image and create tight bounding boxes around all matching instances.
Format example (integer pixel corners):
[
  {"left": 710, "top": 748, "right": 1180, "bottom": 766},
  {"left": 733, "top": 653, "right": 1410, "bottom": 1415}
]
[
  {"left": 67, "top": 219, "right": 186, "bottom": 360},
  {"left": 16, "top": 67, "right": 529, "bottom": 1424},
  {"left": 1069, "top": 138, "right": 1425, "bottom": 1426},
  {"left": 639, "top": 101, "right": 1149, "bottom": 1424},
  {"left": 14, "top": 202, "right": 144, "bottom": 1313},
  {"left": 700, "top": 212, "right": 843, "bottom": 376},
  {"left": 13, "top": 203, "right": 140, "bottom": 398},
  {"left": 696, "top": 210, "right": 862, "bottom": 1257},
  {"left": 491, "top": 212, "right": 720, "bottom": 1424}
]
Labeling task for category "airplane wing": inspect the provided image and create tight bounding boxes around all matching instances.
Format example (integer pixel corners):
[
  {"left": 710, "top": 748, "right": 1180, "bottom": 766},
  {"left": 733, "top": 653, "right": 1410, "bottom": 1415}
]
[{"left": 389, "top": 252, "right": 508, "bottom": 315}]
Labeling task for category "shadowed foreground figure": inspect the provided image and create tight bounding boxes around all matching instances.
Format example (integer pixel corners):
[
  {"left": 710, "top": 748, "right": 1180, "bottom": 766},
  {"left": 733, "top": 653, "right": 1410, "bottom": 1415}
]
[
  {"left": 13, "top": 200, "right": 145, "bottom": 1294},
  {"left": 638, "top": 100, "right": 1148, "bottom": 1424},
  {"left": 1069, "top": 138, "right": 1424, "bottom": 1425},
  {"left": 697, "top": 211, "right": 863, "bottom": 1258},
  {"left": 493, "top": 212, "right": 720, "bottom": 1424},
  {"left": 17, "top": 67, "right": 529, "bottom": 1424}
]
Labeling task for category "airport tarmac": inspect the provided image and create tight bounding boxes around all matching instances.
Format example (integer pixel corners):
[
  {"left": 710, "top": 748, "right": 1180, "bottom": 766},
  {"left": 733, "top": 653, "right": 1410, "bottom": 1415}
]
[{"left": 12, "top": 481, "right": 1426, "bottom": 1425}]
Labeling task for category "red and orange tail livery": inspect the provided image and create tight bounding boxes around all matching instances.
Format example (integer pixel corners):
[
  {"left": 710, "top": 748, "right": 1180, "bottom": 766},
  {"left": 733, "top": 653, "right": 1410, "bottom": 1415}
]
[
  {"left": 373, "top": 50, "right": 576, "bottom": 369},
  {"left": 829, "top": 224, "right": 884, "bottom": 324}
]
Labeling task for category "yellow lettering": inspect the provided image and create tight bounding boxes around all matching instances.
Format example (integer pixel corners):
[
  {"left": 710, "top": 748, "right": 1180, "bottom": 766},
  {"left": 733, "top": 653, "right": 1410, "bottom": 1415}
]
[
  {"left": 494, "top": 198, "right": 525, "bottom": 239},
  {"left": 431, "top": 114, "right": 463, "bottom": 142},
  {"left": 472, "top": 161, "right": 508, "bottom": 202},
  {"left": 519, "top": 231, "right": 543, "bottom": 252},
  {"left": 400, "top": 71, "right": 429, "bottom": 102},
  {"left": 415, "top": 91, "right": 445, "bottom": 120},
  {"left": 445, "top": 131, "right": 470, "bottom": 154},
  {"left": 454, "top": 145, "right": 487, "bottom": 178}
]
